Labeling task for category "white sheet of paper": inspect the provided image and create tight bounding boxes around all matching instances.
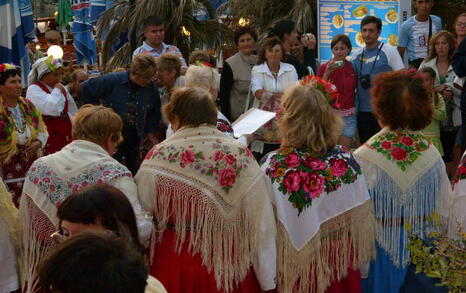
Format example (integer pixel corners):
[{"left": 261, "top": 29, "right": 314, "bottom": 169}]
[{"left": 232, "top": 108, "right": 276, "bottom": 138}]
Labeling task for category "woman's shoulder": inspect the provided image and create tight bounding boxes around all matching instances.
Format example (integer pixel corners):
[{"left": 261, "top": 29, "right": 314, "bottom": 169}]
[{"left": 280, "top": 62, "right": 297, "bottom": 72}]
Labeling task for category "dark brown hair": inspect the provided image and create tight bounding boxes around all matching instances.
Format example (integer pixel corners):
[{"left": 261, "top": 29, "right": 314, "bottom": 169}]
[
  {"left": 371, "top": 70, "right": 433, "bottom": 131},
  {"left": 331, "top": 34, "right": 352, "bottom": 52},
  {"left": 257, "top": 37, "right": 285, "bottom": 64},
  {"left": 57, "top": 184, "right": 142, "bottom": 253},
  {"left": 163, "top": 87, "right": 217, "bottom": 127},
  {"left": 0, "top": 67, "right": 21, "bottom": 85},
  {"left": 39, "top": 232, "right": 147, "bottom": 293},
  {"left": 233, "top": 26, "right": 258, "bottom": 45}
]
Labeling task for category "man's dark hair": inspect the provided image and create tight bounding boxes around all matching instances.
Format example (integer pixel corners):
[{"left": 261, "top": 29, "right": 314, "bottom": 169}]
[
  {"left": 0, "top": 67, "right": 21, "bottom": 85},
  {"left": 57, "top": 184, "right": 143, "bottom": 253},
  {"left": 360, "top": 16, "right": 382, "bottom": 32},
  {"left": 39, "top": 232, "right": 148, "bottom": 293},
  {"left": 269, "top": 20, "right": 296, "bottom": 41},
  {"left": 143, "top": 15, "right": 165, "bottom": 30},
  {"left": 233, "top": 26, "right": 258, "bottom": 46}
]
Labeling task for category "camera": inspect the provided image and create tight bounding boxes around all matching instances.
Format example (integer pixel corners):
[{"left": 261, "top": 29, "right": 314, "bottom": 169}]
[{"left": 360, "top": 74, "right": 371, "bottom": 89}]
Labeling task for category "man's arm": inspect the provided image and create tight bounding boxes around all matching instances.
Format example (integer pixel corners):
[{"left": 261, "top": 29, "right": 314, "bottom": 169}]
[
  {"left": 397, "top": 21, "right": 410, "bottom": 60},
  {"left": 218, "top": 62, "right": 234, "bottom": 120}
]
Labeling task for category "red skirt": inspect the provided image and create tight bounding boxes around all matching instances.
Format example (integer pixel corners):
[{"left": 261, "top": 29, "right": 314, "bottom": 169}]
[
  {"left": 150, "top": 229, "right": 262, "bottom": 293},
  {"left": 2, "top": 145, "right": 39, "bottom": 208},
  {"left": 43, "top": 115, "right": 72, "bottom": 155}
]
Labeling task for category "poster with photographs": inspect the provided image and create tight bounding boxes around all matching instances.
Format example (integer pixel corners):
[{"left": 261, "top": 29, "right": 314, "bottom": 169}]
[{"left": 318, "top": 0, "right": 406, "bottom": 62}]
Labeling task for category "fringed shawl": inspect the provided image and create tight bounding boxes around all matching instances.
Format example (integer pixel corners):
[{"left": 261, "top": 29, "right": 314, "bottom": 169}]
[
  {"left": 451, "top": 151, "right": 466, "bottom": 234},
  {"left": 135, "top": 126, "right": 277, "bottom": 292},
  {"left": 354, "top": 128, "right": 452, "bottom": 268},
  {"left": 0, "top": 96, "right": 46, "bottom": 165},
  {"left": 19, "top": 140, "right": 133, "bottom": 293},
  {"left": 261, "top": 146, "right": 376, "bottom": 293}
]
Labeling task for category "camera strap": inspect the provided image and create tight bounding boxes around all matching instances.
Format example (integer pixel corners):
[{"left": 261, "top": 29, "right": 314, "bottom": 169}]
[{"left": 360, "top": 42, "right": 384, "bottom": 75}]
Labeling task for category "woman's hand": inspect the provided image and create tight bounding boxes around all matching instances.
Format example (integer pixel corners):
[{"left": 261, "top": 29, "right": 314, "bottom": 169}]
[
  {"left": 323, "top": 60, "right": 339, "bottom": 80},
  {"left": 25, "top": 140, "right": 42, "bottom": 159},
  {"left": 255, "top": 90, "right": 268, "bottom": 100},
  {"left": 301, "top": 34, "right": 317, "bottom": 50}
]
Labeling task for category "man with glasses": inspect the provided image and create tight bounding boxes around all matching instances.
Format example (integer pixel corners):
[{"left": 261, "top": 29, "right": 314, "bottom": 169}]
[{"left": 80, "top": 54, "right": 161, "bottom": 174}]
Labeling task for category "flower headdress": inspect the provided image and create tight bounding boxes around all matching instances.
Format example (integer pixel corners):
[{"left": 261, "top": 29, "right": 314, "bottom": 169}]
[
  {"left": 299, "top": 75, "right": 339, "bottom": 107},
  {"left": 0, "top": 63, "right": 20, "bottom": 73},
  {"left": 43, "top": 55, "right": 60, "bottom": 72},
  {"left": 195, "top": 60, "right": 213, "bottom": 68}
]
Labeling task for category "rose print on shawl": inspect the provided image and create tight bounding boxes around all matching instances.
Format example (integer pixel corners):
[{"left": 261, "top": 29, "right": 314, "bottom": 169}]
[
  {"left": 147, "top": 140, "right": 254, "bottom": 192},
  {"left": 27, "top": 160, "right": 132, "bottom": 205},
  {"left": 265, "top": 145, "right": 361, "bottom": 215},
  {"left": 366, "top": 131, "right": 430, "bottom": 171},
  {"left": 216, "top": 119, "right": 234, "bottom": 136},
  {"left": 454, "top": 157, "right": 466, "bottom": 184}
]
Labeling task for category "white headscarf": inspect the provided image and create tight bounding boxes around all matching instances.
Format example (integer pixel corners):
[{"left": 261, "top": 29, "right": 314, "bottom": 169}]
[{"left": 28, "top": 56, "right": 63, "bottom": 85}]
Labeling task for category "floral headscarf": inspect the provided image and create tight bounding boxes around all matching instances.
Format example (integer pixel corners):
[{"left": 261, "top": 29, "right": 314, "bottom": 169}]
[{"left": 28, "top": 56, "right": 63, "bottom": 85}]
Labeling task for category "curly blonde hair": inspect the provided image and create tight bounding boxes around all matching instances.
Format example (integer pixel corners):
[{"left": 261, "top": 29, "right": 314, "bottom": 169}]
[{"left": 279, "top": 84, "right": 342, "bottom": 155}]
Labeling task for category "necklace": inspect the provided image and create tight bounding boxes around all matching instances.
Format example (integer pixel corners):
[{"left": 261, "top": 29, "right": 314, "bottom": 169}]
[{"left": 8, "top": 106, "right": 27, "bottom": 134}]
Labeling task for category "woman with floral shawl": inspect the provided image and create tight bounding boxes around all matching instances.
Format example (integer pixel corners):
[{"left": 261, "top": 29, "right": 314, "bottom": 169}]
[
  {"left": 136, "top": 87, "right": 277, "bottom": 293},
  {"left": 354, "top": 70, "right": 452, "bottom": 293},
  {"left": 26, "top": 56, "right": 78, "bottom": 155},
  {"left": 0, "top": 64, "right": 48, "bottom": 207},
  {"left": 451, "top": 152, "right": 466, "bottom": 232},
  {"left": 261, "top": 81, "right": 376, "bottom": 293},
  {"left": 20, "top": 105, "right": 152, "bottom": 293}
]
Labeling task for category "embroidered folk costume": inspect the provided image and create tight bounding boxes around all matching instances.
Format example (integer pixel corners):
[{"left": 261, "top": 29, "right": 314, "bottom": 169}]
[
  {"left": 136, "top": 126, "right": 277, "bottom": 293},
  {"left": 0, "top": 179, "right": 20, "bottom": 292},
  {"left": 26, "top": 56, "right": 77, "bottom": 154},
  {"left": 451, "top": 152, "right": 466, "bottom": 233},
  {"left": 262, "top": 146, "right": 376, "bottom": 293},
  {"left": 20, "top": 140, "right": 152, "bottom": 293},
  {"left": 0, "top": 64, "right": 48, "bottom": 207},
  {"left": 354, "top": 128, "right": 452, "bottom": 293}
]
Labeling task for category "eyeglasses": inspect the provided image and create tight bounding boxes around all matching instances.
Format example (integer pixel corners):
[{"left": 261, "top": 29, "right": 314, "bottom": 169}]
[
  {"left": 50, "top": 229, "right": 68, "bottom": 244},
  {"left": 456, "top": 22, "right": 466, "bottom": 28}
]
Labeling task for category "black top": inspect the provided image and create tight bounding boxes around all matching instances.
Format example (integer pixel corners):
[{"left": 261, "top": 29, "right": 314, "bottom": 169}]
[
  {"left": 218, "top": 62, "right": 234, "bottom": 120},
  {"left": 285, "top": 53, "right": 309, "bottom": 79}
]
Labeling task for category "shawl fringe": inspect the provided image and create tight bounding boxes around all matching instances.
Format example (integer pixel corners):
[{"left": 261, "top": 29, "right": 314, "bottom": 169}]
[
  {"left": 143, "top": 167, "right": 264, "bottom": 292},
  {"left": 368, "top": 159, "right": 449, "bottom": 268},
  {"left": 19, "top": 193, "right": 57, "bottom": 293},
  {"left": 276, "top": 200, "right": 376, "bottom": 293}
]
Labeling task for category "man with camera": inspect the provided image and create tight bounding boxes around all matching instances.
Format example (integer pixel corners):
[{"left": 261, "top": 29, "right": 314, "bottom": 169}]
[{"left": 352, "top": 16, "right": 404, "bottom": 144}]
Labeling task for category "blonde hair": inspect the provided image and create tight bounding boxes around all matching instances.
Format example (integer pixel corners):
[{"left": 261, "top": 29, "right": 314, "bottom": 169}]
[
  {"left": 185, "top": 65, "right": 220, "bottom": 90},
  {"left": 130, "top": 54, "right": 157, "bottom": 77},
  {"left": 72, "top": 105, "right": 123, "bottom": 145},
  {"left": 156, "top": 53, "right": 181, "bottom": 77},
  {"left": 163, "top": 87, "right": 217, "bottom": 128},
  {"left": 279, "top": 84, "right": 343, "bottom": 155}
]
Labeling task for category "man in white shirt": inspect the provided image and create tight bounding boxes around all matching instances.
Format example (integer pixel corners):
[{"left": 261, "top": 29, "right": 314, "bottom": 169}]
[
  {"left": 398, "top": 0, "right": 442, "bottom": 69},
  {"left": 133, "top": 16, "right": 187, "bottom": 74}
]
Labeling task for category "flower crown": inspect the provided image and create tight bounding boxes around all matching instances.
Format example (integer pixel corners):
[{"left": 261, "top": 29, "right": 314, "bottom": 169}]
[
  {"left": 195, "top": 60, "right": 213, "bottom": 68},
  {"left": 0, "top": 63, "right": 20, "bottom": 73},
  {"left": 299, "top": 75, "right": 339, "bottom": 107},
  {"left": 44, "top": 55, "right": 60, "bottom": 72}
]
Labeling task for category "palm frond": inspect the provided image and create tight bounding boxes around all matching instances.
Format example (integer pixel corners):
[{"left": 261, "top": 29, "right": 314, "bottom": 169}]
[{"left": 97, "top": 0, "right": 229, "bottom": 71}]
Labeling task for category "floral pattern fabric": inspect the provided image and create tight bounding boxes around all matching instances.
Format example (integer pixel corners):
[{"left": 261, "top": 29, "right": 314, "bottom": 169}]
[
  {"left": 454, "top": 157, "right": 466, "bottom": 184},
  {"left": 145, "top": 139, "right": 254, "bottom": 192},
  {"left": 27, "top": 160, "right": 132, "bottom": 205},
  {"left": 265, "top": 145, "right": 362, "bottom": 214},
  {"left": 366, "top": 130, "right": 431, "bottom": 171}
]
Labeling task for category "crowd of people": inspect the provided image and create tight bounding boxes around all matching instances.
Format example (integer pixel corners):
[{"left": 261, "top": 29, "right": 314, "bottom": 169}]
[{"left": 1, "top": 0, "right": 466, "bottom": 292}]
